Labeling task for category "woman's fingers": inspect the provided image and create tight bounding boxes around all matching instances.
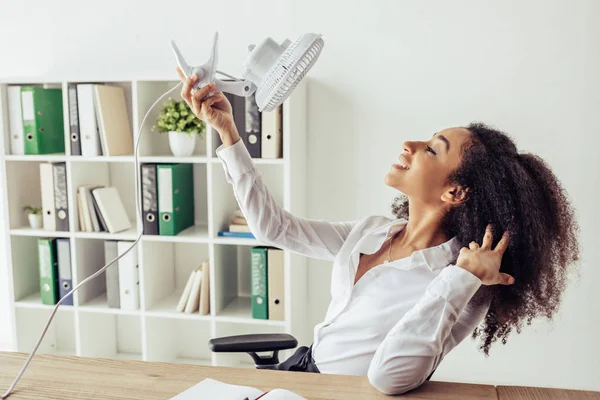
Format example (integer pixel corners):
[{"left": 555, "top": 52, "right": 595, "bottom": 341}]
[
  {"left": 180, "top": 73, "right": 195, "bottom": 105},
  {"left": 481, "top": 224, "right": 494, "bottom": 250},
  {"left": 191, "top": 84, "right": 217, "bottom": 118},
  {"left": 494, "top": 231, "right": 510, "bottom": 254},
  {"left": 469, "top": 241, "right": 480, "bottom": 250},
  {"left": 176, "top": 67, "right": 186, "bottom": 81},
  {"left": 497, "top": 272, "right": 515, "bottom": 285}
]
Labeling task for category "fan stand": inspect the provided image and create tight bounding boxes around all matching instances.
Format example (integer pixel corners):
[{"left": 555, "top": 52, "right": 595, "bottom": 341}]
[{"left": 170, "top": 32, "right": 257, "bottom": 98}]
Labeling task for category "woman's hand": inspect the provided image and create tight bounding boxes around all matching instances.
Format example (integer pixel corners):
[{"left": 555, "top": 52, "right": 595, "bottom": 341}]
[
  {"left": 176, "top": 67, "right": 236, "bottom": 136},
  {"left": 456, "top": 224, "right": 515, "bottom": 286}
]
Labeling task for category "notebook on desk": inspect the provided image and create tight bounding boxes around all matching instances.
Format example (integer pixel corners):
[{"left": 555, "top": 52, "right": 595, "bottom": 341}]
[{"left": 170, "top": 378, "right": 306, "bottom": 400}]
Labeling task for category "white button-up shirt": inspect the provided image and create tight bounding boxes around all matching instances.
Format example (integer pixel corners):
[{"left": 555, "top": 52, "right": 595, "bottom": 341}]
[{"left": 216, "top": 138, "right": 491, "bottom": 395}]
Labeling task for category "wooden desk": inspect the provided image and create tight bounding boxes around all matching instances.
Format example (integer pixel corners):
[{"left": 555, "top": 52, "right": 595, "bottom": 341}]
[
  {"left": 497, "top": 385, "right": 600, "bottom": 400},
  {"left": 0, "top": 352, "right": 497, "bottom": 400}
]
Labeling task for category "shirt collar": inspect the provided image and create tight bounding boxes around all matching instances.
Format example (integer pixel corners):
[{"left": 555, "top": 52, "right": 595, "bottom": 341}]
[{"left": 384, "top": 218, "right": 463, "bottom": 272}]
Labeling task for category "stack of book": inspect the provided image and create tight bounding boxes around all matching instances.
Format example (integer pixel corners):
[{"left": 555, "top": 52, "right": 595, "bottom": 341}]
[
  {"left": 76, "top": 185, "right": 131, "bottom": 234},
  {"left": 217, "top": 210, "right": 255, "bottom": 239},
  {"left": 104, "top": 240, "right": 140, "bottom": 311},
  {"left": 8, "top": 85, "right": 65, "bottom": 155},
  {"left": 140, "top": 163, "right": 195, "bottom": 236},
  {"left": 37, "top": 238, "right": 73, "bottom": 306},
  {"left": 177, "top": 260, "right": 210, "bottom": 315}
]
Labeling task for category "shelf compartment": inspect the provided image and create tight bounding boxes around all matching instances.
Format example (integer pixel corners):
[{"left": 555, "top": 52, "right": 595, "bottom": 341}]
[
  {"left": 145, "top": 316, "right": 212, "bottom": 365},
  {"left": 134, "top": 80, "right": 208, "bottom": 158},
  {"left": 212, "top": 244, "right": 284, "bottom": 326},
  {"left": 78, "top": 312, "right": 142, "bottom": 360},
  {"left": 69, "top": 161, "right": 138, "bottom": 234},
  {"left": 142, "top": 241, "right": 210, "bottom": 318},
  {"left": 67, "top": 80, "right": 134, "bottom": 158},
  {"left": 210, "top": 161, "right": 283, "bottom": 238},
  {"left": 4, "top": 160, "right": 47, "bottom": 230},
  {"left": 74, "top": 238, "right": 140, "bottom": 313},
  {"left": 14, "top": 307, "right": 76, "bottom": 356}
]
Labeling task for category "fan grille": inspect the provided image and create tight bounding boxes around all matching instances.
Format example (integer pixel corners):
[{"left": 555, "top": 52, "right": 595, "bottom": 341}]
[{"left": 257, "top": 34, "right": 324, "bottom": 112}]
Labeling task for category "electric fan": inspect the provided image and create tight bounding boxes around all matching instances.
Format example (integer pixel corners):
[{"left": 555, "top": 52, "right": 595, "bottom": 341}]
[{"left": 171, "top": 31, "right": 324, "bottom": 112}]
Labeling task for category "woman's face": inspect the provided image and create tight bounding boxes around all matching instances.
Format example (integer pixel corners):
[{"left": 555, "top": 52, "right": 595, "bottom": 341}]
[{"left": 385, "top": 127, "right": 472, "bottom": 205}]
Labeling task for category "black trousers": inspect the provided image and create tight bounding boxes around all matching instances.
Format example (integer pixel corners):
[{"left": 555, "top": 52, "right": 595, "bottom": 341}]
[
  {"left": 275, "top": 345, "right": 320, "bottom": 373},
  {"left": 275, "top": 344, "right": 436, "bottom": 381}
]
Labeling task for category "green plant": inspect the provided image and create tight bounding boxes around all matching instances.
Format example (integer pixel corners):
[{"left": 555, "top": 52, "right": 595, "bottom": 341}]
[
  {"left": 151, "top": 97, "right": 206, "bottom": 136},
  {"left": 23, "top": 205, "right": 42, "bottom": 215}
]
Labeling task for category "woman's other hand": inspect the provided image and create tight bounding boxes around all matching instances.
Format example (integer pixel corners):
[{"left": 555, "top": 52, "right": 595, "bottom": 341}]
[
  {"left": 176, "top": 66, "right": 235, "bottom": 135},
  {"left": 456, "top": 224, "right": 515, "bottom": 286}
]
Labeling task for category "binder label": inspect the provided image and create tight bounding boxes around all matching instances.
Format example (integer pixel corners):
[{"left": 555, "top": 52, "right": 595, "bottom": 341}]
[{"left": 21, "top": 91, "right": 34, "bottom": 121}]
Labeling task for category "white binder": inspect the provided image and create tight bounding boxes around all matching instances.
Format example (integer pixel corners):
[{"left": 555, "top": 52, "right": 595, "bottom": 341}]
[
  {"left": 39, "top": 163, "right": 56, "bottom": 231},
  {"left": 267, "top": 248, "right": 285, "bottom": 320},
  {"left": 7, "top": 85, "right": 24, "bottom": 155},
  {"left": 261, "top": 104, "right": 282, "bottom": 159},
  {"left": 117, "top": 241, "right": 139, "bottom": 311},
  {"left": 77, "top": 84, "right": 102, "bottom": 156}
]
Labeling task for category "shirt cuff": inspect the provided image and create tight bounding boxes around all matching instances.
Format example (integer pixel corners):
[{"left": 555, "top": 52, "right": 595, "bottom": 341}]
[
  {"left": 215, "top": 137, "right": 254, "bottom": 180},
  {"left": 430, "top": 264, "right": 483, "bottom": 314}
]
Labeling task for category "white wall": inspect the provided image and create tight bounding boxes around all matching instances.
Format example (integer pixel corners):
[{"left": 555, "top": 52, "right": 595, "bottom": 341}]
[{"left": 1, "top": 0, "right": 599, "bottom": 391}]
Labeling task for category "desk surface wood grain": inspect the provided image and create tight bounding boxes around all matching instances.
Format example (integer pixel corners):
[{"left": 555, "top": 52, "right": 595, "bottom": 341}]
[
  {"left": 0, "top": 352, "right": 499, "bottom": 400},
  {"left": 496, "top": 385, "right": 600, "bottom": 400}
]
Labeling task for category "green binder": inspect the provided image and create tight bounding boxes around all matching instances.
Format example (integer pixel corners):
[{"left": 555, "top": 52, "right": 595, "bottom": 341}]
[
  {"left": 38, "top": 238, "right": 59, "bottom": 305},
  {"left": 21, "top": 86, "right": 65, "bottom": 155},
  {"left": 157, "top": 163, "right": 194, "bottom": 236},
  {"left": 251, "top": 247, "right": 268, "bottom": 319}
]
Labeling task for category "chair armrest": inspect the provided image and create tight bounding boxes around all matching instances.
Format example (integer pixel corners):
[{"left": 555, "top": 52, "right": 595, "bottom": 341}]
[{"left": 209, "top": 333, "right": 297, "bottom": 353}]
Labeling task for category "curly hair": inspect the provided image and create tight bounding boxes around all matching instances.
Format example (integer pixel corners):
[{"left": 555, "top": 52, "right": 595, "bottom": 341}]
[{"left": 391, "top": 122, "right": 581, "bottom": 356}]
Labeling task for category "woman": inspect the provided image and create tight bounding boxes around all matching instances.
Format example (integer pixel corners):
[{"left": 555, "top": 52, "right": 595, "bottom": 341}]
[{"left": 176, "top": 69, "right": 581, "bottom": 395}]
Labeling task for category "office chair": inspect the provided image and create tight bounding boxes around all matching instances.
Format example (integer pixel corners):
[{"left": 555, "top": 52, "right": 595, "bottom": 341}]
[{"left": 209, "top": 334, "right": 298, "bottom": 370}]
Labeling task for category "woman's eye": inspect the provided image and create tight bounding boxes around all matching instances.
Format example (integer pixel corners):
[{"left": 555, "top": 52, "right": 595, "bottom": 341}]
[{"left": 426, "top": 146, "right": 437, "bottom": 155}]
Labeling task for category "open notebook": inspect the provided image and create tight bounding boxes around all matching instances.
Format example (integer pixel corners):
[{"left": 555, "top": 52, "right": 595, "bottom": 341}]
[{"left": 170, "top": 378, "right": 306, "bottom": 400}]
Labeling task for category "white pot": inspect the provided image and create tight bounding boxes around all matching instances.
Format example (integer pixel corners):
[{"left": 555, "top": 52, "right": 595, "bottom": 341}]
[
  {"left": 168, "top": 131, "right": 196, "bottom": 157},
  {"left": 28, "top": 213, "right": 42, "bottom": 229}
]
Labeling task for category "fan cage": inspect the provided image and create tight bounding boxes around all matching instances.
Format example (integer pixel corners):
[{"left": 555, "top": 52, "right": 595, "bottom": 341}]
[{"left": 257, "top": 35, "right": 324, "bottom": 112}]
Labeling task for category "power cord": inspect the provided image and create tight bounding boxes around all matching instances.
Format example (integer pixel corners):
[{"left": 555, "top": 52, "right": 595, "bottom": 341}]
[{"left": 1, "top": 79, "right": 186, "bottom": 399}]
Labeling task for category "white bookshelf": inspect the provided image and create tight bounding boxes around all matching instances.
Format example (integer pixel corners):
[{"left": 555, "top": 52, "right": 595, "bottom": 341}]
[{"left": 0, "top": 77, "right": 310, "bottom": 368}]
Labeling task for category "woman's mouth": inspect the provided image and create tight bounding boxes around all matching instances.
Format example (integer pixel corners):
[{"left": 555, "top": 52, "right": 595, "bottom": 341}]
[{"left": 392, "top": 156, "right": 410, "bottom": 170}]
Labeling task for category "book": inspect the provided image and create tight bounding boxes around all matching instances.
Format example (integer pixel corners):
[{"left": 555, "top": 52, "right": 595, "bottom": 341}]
[
  {"left": 93, "top": 84, "right": 133, "bottom": 156},
  {"left": 199, "top": 260, "right": 210, "bottom": 315},
  {"left": 184, "top": 266, "right": 203, "bottom": 314},
  {"left": 177, "top": 269, "right": 197, "bottom": 313},
  {"left": 231, "top": 216, "right": 247, "bottom": 225},
  {"left": 229, "top": 224, "right": 251, "bottom": 233},
  {"left": 170, "top": 378, "right": 306, "bottom": 400},
  {"left": 92, "top": 187, "right": 132, "bottom": 233},
  {"left": 217, "top": 231, "right": 255, "bottom": 239}
]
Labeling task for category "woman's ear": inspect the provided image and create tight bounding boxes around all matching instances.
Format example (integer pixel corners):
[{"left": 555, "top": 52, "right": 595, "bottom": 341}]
[{"left": 441, "top": 185, "right": 469, "bottom": 205}]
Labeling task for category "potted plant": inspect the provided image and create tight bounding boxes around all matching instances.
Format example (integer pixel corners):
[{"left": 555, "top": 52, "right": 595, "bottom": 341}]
[
  {"left": 23, "top": 205, "right": 43, "bottom": 229},
  {"left": 151, "top": 97, "right": 206, "bottom": 157}
]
